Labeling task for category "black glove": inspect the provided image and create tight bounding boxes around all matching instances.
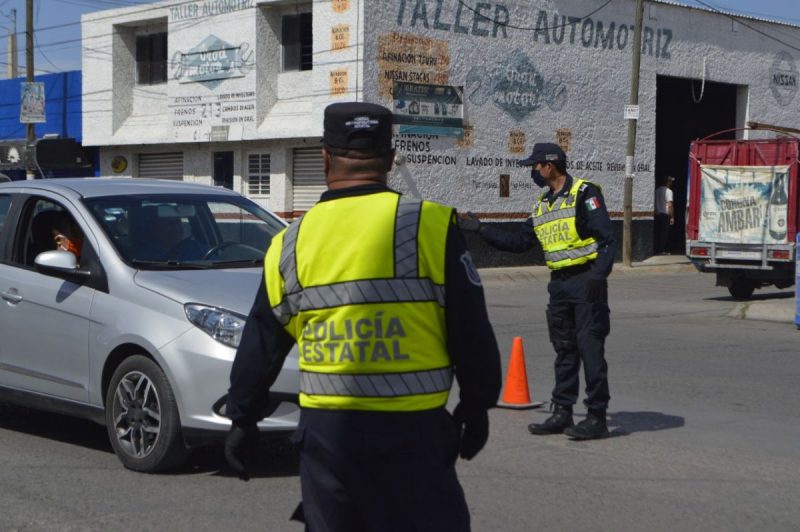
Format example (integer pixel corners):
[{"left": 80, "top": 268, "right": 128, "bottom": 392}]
[
  {"left": 457, "top": 212, "right": 482, "bottom": 233},
  {"left": 585, "top": 278, "right": 607, "bottom": 303},
  {"left": 452, "top": 403, "right": 489, "bottom": 460},
  {"left": 224, "top": 423, "right": 260, "bottom": 481}
]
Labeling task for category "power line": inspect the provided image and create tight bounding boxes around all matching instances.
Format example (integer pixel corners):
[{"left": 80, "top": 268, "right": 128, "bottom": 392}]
[
  {"left": 692, "top": 0, "right": 800, "bottom": 53},
  {"left": 454, "top": 0, "right": 615, "bottom": 32}
]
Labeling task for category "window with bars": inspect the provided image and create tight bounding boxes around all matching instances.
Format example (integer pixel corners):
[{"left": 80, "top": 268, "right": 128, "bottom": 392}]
[
  {"left": 248, "top": 153, "right": 271, "bottom": 196},
  {"left": 136, "top": 32, "right": 168, "bottom": 85},
  {"left": 282, "top": 12, "right": 313, "bottom": 72}
]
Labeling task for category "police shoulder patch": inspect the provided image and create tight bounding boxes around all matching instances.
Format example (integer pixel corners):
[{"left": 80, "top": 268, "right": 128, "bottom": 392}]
[
  {"left": 579, "top": 183, "right": 589, "bottom": 193},
  {"left": 460, "top": 252, "right": 482, "bottom": 287}
]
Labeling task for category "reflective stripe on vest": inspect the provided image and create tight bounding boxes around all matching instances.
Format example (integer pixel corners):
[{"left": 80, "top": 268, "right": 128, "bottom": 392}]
[
  {"left": 265, "top": 192, "right": 453, "bottom": 412},
  {"left": 300, "top": 367, "right": 453, "bottom": 397},
  {"left": 533, "top": 178, "right": 599, "bottom": 270}
]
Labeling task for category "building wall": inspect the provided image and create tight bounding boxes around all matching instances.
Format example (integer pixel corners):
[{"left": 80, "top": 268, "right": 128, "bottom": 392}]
[
  {"left": 82, "top": 0, "right": 800, "bottom": 263},
  {"left": 364, "top": 0, "right": 800, "bottom": 225}
]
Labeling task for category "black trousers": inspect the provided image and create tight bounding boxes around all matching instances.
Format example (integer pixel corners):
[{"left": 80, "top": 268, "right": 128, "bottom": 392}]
[
  {"left": 654, "top": 213, "right": 670, "bottom": 253},
  {"left": 291, "top": 407, "right": 470, "bottom": 532},
  {"left": 546, "top": 267, "right": 611, "bottom": 411}
]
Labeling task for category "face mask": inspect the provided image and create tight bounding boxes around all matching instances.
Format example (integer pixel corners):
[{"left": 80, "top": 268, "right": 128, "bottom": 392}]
[{"left": 530, "top": 168, "right": 547, "bottom": 188}]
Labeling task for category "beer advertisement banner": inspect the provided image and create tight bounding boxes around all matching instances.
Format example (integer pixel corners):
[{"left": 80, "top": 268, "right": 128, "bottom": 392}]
[
  {"left": 392, "top": 81, "right": 464, "bottom": 138},
  {"left": 699, "top": 165, "right": 790, "bottom": 244}
]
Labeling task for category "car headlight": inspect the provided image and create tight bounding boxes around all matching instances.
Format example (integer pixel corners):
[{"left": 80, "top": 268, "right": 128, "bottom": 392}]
[{"left": 184, "top": 304, "right": 247, "bottom": 348}]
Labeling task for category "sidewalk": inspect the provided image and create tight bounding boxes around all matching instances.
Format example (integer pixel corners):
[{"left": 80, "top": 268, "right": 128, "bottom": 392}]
[{"left": 479, "top": 254, "right": 798, "bottom": 326}]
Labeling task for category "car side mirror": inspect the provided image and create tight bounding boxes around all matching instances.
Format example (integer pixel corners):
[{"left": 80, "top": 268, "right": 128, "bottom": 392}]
[{"left": 34, "top": 250, "right": 92, "bottom": 283}]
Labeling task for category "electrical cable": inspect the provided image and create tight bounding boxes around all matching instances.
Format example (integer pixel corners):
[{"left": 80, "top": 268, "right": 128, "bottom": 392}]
[
  {"left": 692, "top": 0, "right": 800, "bottom": 53},
  {"left": 454, "top": 0, "right": 614, "bottom": 32}
]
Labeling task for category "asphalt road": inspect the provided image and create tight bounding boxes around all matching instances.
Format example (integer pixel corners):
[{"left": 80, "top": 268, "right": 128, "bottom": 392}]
[{"left": 1, "top": 267, "right": 798, "bottom": 531}]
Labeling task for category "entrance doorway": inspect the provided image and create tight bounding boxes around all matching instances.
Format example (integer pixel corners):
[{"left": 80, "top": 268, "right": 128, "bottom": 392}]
[
  {"left": 213, "top": 151, "right": 234, "bottom": 189},
  {"left": 655, "top": 76, "right": 740, "bottom": 254}
]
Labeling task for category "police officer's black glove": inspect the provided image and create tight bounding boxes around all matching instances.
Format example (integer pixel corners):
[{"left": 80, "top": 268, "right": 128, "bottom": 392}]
[
  {"left": 224, "top": 422, "right": 260, "bottom": 481},
  {"left": 453, "top": 403, "right": 489, "bottom": 460},
  {"left": 585, "top": 278, "right": 607, "bottom": 303},
  {"left": 457, "top": 212, "right": 482, "bottom": 233}
]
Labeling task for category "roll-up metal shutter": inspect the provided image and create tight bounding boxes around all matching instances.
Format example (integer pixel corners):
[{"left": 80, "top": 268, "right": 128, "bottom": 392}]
[
  {"left": 137, "top": 152, "right": 184, "bottom": 179},
  {"left": 292, "top": 147, "right": 325, "bottom": 212}
]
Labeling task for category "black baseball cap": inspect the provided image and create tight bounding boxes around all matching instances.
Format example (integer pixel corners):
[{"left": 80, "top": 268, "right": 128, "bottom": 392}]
[
  {"left": 518, "top": 143, "right": 567, "bottom": 166},
  {"left": 323, "top": 102, "right": 393, "bottom": 154}
]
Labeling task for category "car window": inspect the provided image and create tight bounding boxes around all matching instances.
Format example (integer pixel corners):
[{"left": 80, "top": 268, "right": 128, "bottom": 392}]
[
  {"left": 84, "top": 194, "right": 285, "bottom": 269},
  {"left": 14, "top": 197, "right": 89, "bottom": 268},
  {"left": 0, "top": 194, "right": 11, "bottom": 231}
]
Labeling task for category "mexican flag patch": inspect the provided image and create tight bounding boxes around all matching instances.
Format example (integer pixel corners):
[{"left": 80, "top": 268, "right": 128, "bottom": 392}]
[{"left": 585, "top": 197, "right": 601, "bottom": 211}]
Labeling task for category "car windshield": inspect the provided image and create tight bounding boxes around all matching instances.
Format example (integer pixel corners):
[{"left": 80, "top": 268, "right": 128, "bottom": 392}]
[{"left": 84, "top": 193, "right": 285, "bottom": 269}]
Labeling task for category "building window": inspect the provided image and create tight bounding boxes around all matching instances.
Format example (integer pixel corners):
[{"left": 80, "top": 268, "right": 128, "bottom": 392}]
[
  {"left": 282, "top": 13, "right": 312, "bottom": 72},
  {"left": 248, "top": 154, "right": 271, "bottom": 196},
  {"left": 136, "top": 32, "right": 167, "bottom": 85}
]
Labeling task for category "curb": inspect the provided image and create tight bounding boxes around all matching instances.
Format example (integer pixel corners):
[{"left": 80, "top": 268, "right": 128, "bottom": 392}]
[
  {"left": 478, "top": 261, "right": 696, "bottom": 282},
  {"left": 727, "top": 300, "right": 796, "bottom": 325}
]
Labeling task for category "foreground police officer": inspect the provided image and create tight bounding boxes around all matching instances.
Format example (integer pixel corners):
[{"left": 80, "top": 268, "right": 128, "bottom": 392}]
[
  {"left": 225, "top": 102, "right": 502, "bottom": 531},
  {"left": 460, "top": 143, "right": 615, "bottom": 440}
]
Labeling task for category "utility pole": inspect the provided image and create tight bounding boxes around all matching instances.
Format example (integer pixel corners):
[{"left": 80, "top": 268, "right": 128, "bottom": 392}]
[
  {"left": 25, "top": 0, "right": 34, "bottom": 179},
  {"left": 623, "top": 0, "right": 645, "bottom": 266},
  {"left": 6, "top": 9, "right": 17, "bottom": 78}
]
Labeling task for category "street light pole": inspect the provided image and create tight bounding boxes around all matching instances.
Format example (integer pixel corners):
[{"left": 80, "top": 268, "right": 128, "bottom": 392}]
[
  {"left": 623, "top": 0, "right": 645, "bottom": 266},
  {"left": 25, "top": 0, "right": 34, "bottom": 179}
]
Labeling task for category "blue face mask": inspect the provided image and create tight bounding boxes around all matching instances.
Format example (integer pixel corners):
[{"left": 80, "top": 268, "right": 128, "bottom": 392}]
[{"left": 530, "top": 168, "right": 547, "bottom": 187}]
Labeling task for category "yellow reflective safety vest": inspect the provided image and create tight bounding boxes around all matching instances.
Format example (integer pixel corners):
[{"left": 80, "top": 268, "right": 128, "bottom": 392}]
[
  {"left": 264, "top": 191, "right": 454, "bottom": 412},
  {"left": 532, "top": 179, "right": 599, "bottom": 270}
]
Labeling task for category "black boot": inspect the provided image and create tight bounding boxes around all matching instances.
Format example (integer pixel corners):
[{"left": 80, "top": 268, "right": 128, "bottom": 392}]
[
  {"left": 528, "top": 403, "right": 574, "bottom": 435},
  {"left": 564, "top": 410, "right": 609, "bottom": 440}
]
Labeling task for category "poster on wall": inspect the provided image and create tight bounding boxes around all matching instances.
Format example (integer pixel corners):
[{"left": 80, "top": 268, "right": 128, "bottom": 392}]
[
  {"left": 699, "top": 165, "right": 790, "bottom": 244},
  {"left": 20, "top": 82, "right": 46, "bottom": 123},
  {"left": 392, "top": 81, "right": 464, "bottom": 138}
]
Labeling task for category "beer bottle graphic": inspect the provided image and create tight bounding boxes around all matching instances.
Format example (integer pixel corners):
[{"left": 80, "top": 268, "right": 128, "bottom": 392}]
[{"left": 768, "top": 173, "right": 788, "bottom": 241}]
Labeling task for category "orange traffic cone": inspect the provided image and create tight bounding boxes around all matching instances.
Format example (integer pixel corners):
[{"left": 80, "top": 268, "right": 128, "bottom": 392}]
[{"left": 497, "top": 337, "right": 543, "bottom": 410}]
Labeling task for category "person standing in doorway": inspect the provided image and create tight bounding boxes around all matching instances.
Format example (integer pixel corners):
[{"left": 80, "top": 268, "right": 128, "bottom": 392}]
[
  {"left": 459, "top": 143, "right": 615, "bottom": 440},
  {"left": 654, "top": 176, "right": 675, "bottom": 255},
  {"left": 225, "top": 102, "right": 502, "bottom": 531}
]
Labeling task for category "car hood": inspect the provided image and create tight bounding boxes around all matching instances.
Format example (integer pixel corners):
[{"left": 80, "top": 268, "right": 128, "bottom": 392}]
[{"left": 134, "top": 268, "right": 262, "bottom": 315}]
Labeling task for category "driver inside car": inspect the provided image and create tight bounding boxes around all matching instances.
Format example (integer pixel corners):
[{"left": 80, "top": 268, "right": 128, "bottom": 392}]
[
  {"left": 131, "top": 210, "right": 206, "bottom": 262},
  {"left": 51, "top": 211, "right": 84, "bottom": 263}
]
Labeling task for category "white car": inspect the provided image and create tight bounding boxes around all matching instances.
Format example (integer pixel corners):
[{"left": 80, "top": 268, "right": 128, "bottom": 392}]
[{"left": 0, "top": 178, "right": 299, "bottom": 472}]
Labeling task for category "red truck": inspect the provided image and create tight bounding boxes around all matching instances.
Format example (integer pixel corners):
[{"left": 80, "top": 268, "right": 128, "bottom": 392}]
[{"left": 685, "top": 133, "right": 799, "bottom": 299}]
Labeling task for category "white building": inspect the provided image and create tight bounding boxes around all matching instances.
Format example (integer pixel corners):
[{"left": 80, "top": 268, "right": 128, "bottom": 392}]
[{"left": 82, "top": 0, "right": 800, "bottom": 260}]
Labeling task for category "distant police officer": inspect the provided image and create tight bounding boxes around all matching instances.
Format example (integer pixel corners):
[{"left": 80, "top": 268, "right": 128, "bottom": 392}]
[
  {"left": 460, "top": 143, "right": 615, "bottom": 440},
  {"left": 225, "top": 102, "right": 502, "bottom": 531}
]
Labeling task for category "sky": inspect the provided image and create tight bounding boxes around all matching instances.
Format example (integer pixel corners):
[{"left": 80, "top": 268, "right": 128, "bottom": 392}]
[{"left": 0, "top": 0, "right": 797, "bottom": 76}]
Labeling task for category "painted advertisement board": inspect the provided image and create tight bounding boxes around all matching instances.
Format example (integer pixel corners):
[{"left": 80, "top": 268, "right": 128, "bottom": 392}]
[{"left": 699, "top": 165, "right": 790, "bottom": 244}]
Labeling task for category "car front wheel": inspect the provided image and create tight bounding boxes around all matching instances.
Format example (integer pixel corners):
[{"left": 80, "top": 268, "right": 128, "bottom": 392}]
[{"left": 105, "top": 355, "right": 189, "bottom": 472}]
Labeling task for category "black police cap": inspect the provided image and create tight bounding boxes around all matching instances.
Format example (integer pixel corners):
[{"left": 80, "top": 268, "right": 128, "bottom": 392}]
[
  {"left": 519, "top": 143, "right": 567, "bottom": 166},
  {"left": 323, "top": 102, "right": 393, "bottom": 154}
]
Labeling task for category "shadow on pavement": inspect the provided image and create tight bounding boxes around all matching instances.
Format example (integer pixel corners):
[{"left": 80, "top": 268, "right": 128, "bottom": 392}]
[
  {"left": 188, "top": 437, "right": 300, "bottom": 479},
  {"left": 606, "top": 411, "right": 685, "bottom": 438},
  {"left": 707, "top": 291, "right": 793, "bottom": 302},
  {"left": 0, "top": 403, "right": 112, "bottom": 452}
]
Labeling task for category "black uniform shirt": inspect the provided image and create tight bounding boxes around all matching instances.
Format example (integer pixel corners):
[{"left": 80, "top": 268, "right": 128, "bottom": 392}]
[
  {"left": 226, "top": 184, "right": 502, "bottom": 426},
  {"left": 478, "top": 174, "right": 616, "bottom": 280}
]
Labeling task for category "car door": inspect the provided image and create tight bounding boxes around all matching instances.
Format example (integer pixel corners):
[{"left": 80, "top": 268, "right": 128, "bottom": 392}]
[{"left": 0, "top": 194, "right": 93, "bottom": 402}]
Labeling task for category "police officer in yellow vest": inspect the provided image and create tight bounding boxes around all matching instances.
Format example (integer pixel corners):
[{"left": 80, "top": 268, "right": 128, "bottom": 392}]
[
  {"left": 460, "top": 143, "right": 615, "bottom": 440},
  {"left": 225, "top": 102, "right": 502, "bottom": 531}
]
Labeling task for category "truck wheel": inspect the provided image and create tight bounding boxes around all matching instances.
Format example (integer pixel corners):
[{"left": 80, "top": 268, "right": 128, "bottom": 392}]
[
  {"left": 105, "top": 355, "right": 189, "bottom": 473},
  {"left": 728, "top": 279, "right": 755, "bottom": 300}
]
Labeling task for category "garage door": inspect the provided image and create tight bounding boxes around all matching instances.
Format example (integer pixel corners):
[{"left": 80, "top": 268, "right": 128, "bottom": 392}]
[
  {"left": 137, "top": 152, "right": 184, "bottom": 180},
  {"left": 292, "top": 147, "right": 325, "bottom": 212}
]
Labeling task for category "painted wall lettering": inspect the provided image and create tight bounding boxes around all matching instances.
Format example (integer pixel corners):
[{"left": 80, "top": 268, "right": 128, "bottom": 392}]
[
  {"left": 377, "top": 32, "right": 450, "bottom": 99},
  {"left": 332, "top": 0, "right": 350, "bottom": 13},
  {"left": 508, "top": 129, "right": 526, "bottom": 153},
  {"left": 394, "top": 2, "right": 673, "bottom": 59},
  {"left": 771, "top": 51, "right": 798, "bottom": 106},
  {"left": 331, "top": 24, "right": 350, "bottom": 51},
  {"left": 330, "top": 69, "right": 349, "bottom": 95}
]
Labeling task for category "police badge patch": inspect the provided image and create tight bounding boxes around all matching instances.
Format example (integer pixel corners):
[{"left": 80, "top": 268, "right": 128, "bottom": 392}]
[{"left": 460, "top": 252, "right": 482, "bottom": 287}]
